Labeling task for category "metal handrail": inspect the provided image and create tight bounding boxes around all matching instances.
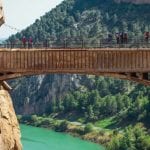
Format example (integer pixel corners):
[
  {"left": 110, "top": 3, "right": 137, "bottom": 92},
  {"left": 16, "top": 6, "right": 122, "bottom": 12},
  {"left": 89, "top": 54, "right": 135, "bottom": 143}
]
[{"left": 0, "top": 38, "right": 150, "bottom": 49}]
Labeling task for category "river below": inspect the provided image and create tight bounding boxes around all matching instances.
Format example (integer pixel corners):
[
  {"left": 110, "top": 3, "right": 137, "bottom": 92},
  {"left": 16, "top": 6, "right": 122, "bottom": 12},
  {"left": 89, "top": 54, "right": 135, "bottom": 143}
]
[{"left": 21, "top": 124, "right": 104, "bottom": 150}]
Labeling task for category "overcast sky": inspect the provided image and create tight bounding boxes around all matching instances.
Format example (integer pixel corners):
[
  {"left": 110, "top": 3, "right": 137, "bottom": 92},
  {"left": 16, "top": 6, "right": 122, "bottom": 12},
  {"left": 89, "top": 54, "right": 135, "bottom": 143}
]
[{"left": 0, "top": 0, "right": 63, "bottom": 39}]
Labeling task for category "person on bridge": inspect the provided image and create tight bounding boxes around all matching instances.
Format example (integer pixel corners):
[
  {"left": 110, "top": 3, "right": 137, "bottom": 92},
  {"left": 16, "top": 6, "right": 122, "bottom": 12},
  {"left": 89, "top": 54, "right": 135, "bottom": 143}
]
[
  {"left": 120, "top": 32, "right": 124, "bottom": 44},
  {"left": 22, "top": 36, "right": 27, "bottom": 48},
  {"left": 144, "top": 31, "right": 149, "bottom": 43},
  {"left": 28, "top": 37, "right": 33, "bottom": 49}
]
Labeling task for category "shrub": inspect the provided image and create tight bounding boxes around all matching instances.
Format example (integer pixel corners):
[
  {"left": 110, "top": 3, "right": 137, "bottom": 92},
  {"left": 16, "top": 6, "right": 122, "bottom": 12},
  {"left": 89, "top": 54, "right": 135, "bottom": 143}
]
[
  {"left": 17, "top": 115, "right": 22, "bottom": 122},
  {"left": 55, "top": 120, "right": 69, "bottom": 132},
  {"left": 84, "top": 123, "right": 94, "bottom": 133}
]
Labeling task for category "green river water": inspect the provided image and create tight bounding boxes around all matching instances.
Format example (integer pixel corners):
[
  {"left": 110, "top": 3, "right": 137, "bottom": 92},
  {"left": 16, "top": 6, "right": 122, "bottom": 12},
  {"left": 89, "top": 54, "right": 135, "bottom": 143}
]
[{"left": 21, "top": 125, "right": 104, "bottom": 150}]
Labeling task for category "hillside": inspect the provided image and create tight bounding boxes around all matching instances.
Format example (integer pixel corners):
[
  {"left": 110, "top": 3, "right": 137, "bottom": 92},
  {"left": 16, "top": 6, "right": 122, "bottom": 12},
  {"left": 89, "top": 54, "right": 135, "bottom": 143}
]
[
  {"left": 9, "top": 0, "right": 150, "bottom": 113},
  {"left": 8, "top": 0, "right": 150, "bottom": 149}
]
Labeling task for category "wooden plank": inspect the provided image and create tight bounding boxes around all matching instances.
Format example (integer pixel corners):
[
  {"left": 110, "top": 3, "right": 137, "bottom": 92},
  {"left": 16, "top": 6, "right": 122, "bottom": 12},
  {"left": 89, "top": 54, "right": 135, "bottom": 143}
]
[{"left": 143, "top": 51, "right": 147, "bottom": 69}]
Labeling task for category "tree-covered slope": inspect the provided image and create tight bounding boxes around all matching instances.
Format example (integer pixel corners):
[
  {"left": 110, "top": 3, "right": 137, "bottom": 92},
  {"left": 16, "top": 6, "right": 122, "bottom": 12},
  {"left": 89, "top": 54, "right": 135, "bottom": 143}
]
[
  {"left": 7, "top": 1, "right": 150, "bottom": 149},
  {"left": 10, "top": 0, "right": 150, "bottom": 42},
  {"left": 8, "top": 0, "right": 150, "bottom": 122}
]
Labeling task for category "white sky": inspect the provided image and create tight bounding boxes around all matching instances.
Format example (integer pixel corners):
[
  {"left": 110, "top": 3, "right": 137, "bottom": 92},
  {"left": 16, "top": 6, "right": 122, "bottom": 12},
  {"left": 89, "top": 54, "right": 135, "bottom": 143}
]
[{"left": 0, "top": 0, "right": 63, "bottom": 39}]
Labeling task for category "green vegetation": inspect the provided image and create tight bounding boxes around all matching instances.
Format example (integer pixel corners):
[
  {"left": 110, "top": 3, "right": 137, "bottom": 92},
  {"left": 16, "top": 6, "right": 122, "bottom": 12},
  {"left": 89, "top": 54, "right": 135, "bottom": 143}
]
[
  {"left": 55, "top": 120, "right": 69, "bottom": 132},
  {"left": 108, "top": 123, "right": 150, "bottom": 150},
  {"left": 84, "top": 123, "right": 94, "bottom": 133},
  {"left": 18, "top": 113, "right": 150, "bottom": 149},
  {"left": 94, "top": 117, "right": 116, "bottom": 129},
  {"left": 34, "top": 78, "right": 150, "bottom": 128},
  {"left": 18, "top": 115, "right": 112, "bottom": 145},
  {"left": 10, "top": 0, "right": 150, "bottom": 149},
  {"left": 8, "top": 0, "right": 150, "bottom": 42}
]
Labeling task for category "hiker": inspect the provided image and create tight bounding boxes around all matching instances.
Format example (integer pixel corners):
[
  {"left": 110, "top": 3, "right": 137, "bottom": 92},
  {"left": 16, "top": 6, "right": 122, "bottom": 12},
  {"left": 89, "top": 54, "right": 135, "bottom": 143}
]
[
  {"left": 144, "top": 31, "right": 149, "bottom": 43},
  {"left": 120, "top": 32, "right": 124, "bottom": 44},
  {"left": 22, "top": 36, "right": 27, "bottom": 48},
  {"left": 115, "top": 33, "right": 120, "bottom": 44}
]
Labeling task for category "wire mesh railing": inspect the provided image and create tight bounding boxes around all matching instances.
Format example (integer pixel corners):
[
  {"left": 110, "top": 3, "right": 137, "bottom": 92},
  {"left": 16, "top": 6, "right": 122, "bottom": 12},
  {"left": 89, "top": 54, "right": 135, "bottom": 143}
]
[{"left": 0, "top": 38, "right": 150, "bottom": 49}]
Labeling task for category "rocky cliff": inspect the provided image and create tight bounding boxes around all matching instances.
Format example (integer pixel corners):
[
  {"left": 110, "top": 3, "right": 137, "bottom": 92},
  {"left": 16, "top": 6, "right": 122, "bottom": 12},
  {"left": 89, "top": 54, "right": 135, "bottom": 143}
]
[
  {"left": 0, "top": 84, "right": 22, "bottom": 150},
  {"left": 10, "top": 74, "right": 78, "bottom": 115}
]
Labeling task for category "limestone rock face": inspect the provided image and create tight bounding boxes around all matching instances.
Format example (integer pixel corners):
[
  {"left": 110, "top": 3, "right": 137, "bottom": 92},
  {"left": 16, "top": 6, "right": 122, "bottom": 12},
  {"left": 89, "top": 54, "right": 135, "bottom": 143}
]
[{"left": 0, "top": 88, "right": 22, "bottom": 150}]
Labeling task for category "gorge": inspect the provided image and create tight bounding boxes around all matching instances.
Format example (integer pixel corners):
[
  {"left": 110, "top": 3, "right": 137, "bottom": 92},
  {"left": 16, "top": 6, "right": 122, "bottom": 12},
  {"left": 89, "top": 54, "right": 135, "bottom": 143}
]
[{"left": 0, "top": 0, "right": 150, "bottom": 150}]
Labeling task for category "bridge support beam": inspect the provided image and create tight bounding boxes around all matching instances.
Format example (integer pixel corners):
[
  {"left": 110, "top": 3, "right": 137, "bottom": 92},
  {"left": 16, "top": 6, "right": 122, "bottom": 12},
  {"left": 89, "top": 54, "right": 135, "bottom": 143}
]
[
  {"left": 94, "top": 72, "right": 150, "bottom": 86},
  {"left": 0, "top": 81, "right": 12, "bottom": 91},
  {"left": 123, "top": 72, "right": 150, "bottom": 86},
  {"left": 0, "top": 72, "right": 149, "bottom": 86}
]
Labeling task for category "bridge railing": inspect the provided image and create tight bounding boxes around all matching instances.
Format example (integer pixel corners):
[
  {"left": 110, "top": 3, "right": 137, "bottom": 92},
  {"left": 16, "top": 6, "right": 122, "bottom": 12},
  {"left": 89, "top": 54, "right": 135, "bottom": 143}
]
[{"left": 0, "top": 38, "right": 150, "bottom": 49}]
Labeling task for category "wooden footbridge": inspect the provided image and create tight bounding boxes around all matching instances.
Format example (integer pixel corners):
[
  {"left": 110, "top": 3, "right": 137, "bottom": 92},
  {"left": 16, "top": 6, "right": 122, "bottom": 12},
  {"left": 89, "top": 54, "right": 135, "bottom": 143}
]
[
  {"left": 0, "top": 47, "right": 149, "bottom": 86},
  {"left": 0, "top": 2, "right": 150, "bottom": 86}
]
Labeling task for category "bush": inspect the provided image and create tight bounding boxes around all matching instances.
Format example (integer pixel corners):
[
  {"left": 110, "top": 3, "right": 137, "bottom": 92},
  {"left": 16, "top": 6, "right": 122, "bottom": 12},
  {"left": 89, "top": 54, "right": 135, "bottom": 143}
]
[
  {"left": 21, "top": 115, "right": 32, "bottom": 123},
  {"left": 55, "top": 120, "right": 69, "bottom": 132},
  {"left": 17, "top": 115, "right": 22, "bottom": 122},
  {"left": 40, "top": 119, "right": 53, "bottom": 126},
  {"left": 31, "top": 115, "right": 38, "bottom": 122},
  {"left": 84, "top": 123, "right": 94, "bottom": 133}
]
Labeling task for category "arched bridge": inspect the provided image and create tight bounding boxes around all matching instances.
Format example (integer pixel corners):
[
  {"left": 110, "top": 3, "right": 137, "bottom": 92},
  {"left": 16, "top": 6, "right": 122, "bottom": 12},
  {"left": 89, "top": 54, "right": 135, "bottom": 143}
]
[
  {"left": 0, "top": 47, "right": 150, "bottom": 86},
  {"left": 0, "top": 0, "right": 149, "bottom": 86},
  {"left": 0, "top": 3, "right": 150, "bottom": 86}
]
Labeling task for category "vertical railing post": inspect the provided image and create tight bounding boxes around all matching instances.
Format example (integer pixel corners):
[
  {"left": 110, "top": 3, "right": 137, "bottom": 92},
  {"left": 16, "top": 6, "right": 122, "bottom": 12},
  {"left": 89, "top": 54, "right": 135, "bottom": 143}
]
[
  {"left": 100, "top": 40, "right": 101, "bottom": 48},
  {"left": 64, "top": 39, "right": 67, "bottom": 48},
  {"left": 11, "top": 42, "right": 13, "bottom": 49},
  {"left": 46, "top": 39, "right": 48, "bottom": 48},
  {"left": 82, "top": 39, "right": 84, "bottom": 49}
]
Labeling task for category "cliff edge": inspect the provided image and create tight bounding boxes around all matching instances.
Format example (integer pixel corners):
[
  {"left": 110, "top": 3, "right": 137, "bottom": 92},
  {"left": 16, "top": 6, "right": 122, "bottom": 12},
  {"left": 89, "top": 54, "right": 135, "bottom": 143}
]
[{"left": 0, "top": 85, "right": 22, "bottom": 150}]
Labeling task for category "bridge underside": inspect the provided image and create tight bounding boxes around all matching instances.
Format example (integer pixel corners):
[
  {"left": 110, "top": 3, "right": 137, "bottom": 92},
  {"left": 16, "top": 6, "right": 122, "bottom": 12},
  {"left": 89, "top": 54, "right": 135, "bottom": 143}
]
[
  {"left": 0, "top": 71, "right": 149, "bottom": 86},
  {"left": 0, "top": 48, "right": 149, "bottom": 86}
]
